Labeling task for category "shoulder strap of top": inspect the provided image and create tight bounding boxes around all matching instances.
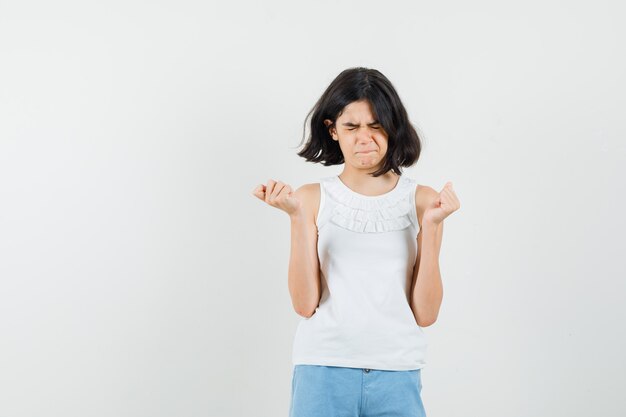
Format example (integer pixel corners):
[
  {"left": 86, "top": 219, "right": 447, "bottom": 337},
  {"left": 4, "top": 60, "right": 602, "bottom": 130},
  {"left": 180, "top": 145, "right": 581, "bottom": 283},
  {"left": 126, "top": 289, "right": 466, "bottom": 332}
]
[
  {"left": 315, "top": 178, "right": 327, "bottom": 230},
  {"left": 408, "top": 181, "right": 420, "bottom": 235}
]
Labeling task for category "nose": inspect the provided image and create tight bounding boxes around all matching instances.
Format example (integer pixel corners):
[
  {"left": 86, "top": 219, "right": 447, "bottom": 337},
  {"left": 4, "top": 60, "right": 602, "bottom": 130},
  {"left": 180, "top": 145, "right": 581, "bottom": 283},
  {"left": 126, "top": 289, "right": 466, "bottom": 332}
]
[{"left": 357, "top": 129, "right": 375, "bottom": 144}]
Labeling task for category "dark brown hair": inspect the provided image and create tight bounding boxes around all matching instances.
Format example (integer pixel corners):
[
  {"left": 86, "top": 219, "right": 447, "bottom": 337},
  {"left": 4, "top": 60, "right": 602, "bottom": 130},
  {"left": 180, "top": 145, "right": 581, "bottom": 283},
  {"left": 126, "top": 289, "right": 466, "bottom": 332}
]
[{"left": 296, "top": 67, "right": 422, "bottom": 177}]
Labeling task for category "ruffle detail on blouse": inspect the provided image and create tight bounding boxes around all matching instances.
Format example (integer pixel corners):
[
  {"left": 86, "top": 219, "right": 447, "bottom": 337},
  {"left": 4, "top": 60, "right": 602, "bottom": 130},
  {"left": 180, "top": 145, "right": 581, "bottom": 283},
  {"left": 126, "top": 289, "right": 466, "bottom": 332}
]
[{"left": 323, "top": 175, "right": 416, "bottom": 233}]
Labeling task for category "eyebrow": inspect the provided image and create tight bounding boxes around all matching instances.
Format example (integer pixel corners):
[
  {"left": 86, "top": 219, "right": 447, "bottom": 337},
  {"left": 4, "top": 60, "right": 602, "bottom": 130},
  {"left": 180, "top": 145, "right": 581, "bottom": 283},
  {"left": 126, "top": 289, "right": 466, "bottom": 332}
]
[{"left": 341, "top": 120, "right": 380, "bottom": 127}]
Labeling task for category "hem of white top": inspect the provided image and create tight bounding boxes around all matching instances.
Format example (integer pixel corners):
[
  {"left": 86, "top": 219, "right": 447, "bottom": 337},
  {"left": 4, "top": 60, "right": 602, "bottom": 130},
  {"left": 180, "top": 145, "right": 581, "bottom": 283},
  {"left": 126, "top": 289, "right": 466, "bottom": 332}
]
[{"left": 292, "top": 357, "right": 425, "bottom": 371}]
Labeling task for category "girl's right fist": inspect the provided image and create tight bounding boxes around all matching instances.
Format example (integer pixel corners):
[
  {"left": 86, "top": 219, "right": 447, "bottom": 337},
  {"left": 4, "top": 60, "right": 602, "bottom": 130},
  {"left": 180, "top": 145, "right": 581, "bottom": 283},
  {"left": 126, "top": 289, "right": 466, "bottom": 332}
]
[{"left": 252, "top": 179, "right": 302, "bottom": 216}]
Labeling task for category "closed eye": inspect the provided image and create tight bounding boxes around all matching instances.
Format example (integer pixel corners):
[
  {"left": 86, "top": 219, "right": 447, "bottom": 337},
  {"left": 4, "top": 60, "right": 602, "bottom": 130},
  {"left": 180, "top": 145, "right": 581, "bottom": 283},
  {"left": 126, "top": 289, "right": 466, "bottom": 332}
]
[{"left": 348, "top": 126, "right": 380, "bottom": 131}]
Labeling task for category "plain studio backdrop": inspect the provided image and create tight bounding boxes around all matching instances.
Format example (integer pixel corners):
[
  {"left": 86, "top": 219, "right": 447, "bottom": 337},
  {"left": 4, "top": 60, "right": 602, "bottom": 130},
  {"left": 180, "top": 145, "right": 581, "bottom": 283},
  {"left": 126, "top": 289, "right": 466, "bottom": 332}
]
[{"left": 1, "top": 1, "right": 624, "bottom": 416}]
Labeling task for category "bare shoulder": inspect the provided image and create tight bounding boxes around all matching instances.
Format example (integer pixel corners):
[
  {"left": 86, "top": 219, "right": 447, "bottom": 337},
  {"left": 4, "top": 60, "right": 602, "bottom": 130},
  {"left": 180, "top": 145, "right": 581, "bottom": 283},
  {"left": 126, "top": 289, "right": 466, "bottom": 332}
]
[
  {"left": 414, "top": 184, "right": 439, "bottom": 227},
  {"left": 293, "top": 183, "right": 321, "bottom": 224}
]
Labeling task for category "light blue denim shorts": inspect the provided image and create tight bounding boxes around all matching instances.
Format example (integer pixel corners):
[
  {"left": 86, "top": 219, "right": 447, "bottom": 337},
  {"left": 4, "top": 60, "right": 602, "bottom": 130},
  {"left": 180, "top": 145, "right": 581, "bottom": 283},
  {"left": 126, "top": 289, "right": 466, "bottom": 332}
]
[{"left": 289, "top": 364, "right": 426, "bottom": 417}]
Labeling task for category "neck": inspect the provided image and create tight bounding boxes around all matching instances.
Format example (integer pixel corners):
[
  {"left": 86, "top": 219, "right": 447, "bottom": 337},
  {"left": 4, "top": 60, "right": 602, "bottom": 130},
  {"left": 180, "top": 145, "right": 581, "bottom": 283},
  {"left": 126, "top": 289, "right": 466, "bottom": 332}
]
[{"left": 338, "top": 169, "right": 400, "bottom": 195}]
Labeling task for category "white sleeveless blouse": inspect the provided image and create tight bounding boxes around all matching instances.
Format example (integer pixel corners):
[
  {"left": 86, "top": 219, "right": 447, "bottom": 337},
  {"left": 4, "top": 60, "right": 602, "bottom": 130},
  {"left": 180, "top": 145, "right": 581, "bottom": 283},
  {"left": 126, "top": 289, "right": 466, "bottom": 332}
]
[{"left": 291, "top": 174, "right": 428, "bottom": 371}]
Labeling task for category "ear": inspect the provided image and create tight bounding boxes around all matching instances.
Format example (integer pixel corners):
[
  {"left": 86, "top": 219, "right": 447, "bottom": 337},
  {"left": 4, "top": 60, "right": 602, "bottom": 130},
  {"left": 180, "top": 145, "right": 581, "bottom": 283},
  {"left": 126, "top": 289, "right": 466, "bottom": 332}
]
[{"left": 324, "top": 119, "right": 337, "bottom": 140}]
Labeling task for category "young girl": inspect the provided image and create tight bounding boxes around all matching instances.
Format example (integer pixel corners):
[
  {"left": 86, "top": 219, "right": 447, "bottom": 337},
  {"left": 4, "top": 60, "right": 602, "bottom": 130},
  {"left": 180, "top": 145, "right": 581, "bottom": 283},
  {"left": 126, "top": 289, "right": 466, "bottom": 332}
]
[{"left": 252, "top": 67, "right": 460, "bottom": 417}]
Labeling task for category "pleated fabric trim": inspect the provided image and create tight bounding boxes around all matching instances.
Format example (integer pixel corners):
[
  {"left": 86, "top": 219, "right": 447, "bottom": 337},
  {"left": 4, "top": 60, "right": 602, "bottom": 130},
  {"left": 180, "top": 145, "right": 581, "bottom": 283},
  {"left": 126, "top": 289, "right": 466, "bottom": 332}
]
[{"left": 323, "top": 175, "right": 416, "bottom": 233}]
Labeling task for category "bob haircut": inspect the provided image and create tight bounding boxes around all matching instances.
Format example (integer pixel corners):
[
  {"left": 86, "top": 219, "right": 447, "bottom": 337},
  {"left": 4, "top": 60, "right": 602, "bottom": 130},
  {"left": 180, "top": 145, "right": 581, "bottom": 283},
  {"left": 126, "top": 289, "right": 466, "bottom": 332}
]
[{"left": 297, "top": 67, "right": 422, "bottom": 177}]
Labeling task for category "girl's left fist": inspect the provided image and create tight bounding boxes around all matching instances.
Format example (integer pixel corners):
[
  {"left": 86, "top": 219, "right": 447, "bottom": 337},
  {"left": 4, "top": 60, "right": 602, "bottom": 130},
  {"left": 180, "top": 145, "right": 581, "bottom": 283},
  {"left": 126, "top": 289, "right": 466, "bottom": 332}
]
[{"left": 423, "top": 181, "right": 461, "bottom": 226}]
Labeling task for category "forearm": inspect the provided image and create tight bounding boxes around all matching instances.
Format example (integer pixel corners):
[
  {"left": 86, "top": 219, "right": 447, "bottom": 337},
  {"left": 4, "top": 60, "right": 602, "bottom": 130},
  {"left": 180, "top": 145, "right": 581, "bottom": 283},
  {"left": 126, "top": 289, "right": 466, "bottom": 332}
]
[
  {"left": 411, "top": 221, "right": 444, "bottom": 326},
  {"left": 287, "top": 213, "right": 321, "bottom": 317}
]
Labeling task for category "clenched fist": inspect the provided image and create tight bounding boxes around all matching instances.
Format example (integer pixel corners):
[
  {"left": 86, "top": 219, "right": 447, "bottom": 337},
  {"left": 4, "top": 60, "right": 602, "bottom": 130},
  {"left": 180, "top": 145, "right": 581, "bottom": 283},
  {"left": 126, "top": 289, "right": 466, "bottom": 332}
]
[
  {"left": 423, "top": 181, "right": 461, "bottom": 226},
  {"left": 252, "top": 179, "right": 302, "bottom": 216}
]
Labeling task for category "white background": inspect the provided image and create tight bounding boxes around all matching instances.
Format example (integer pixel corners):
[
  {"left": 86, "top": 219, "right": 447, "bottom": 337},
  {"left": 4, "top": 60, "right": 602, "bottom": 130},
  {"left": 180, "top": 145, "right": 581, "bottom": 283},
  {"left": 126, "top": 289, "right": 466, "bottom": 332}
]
[{"left": 1, "top": 1, "right": 625, "bottom": 416}]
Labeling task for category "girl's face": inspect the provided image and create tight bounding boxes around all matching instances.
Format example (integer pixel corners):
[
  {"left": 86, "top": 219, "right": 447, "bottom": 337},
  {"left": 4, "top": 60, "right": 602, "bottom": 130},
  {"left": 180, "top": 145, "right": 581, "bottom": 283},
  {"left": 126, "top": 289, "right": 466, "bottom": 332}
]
[{"left": 324, "top": 99, "right": 389, "bottom": 170}]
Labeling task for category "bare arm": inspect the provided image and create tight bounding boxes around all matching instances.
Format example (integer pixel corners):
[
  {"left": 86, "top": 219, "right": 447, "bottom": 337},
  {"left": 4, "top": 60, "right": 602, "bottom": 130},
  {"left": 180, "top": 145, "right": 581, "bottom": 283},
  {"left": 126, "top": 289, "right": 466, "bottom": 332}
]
[
  {"left": 252, "top": 179, "right": 322, "bottom": 318},
  {"left": 410, "top": 186, "right": 444, "bottom": 327},
  {"left": 287, "top": 184, "right": 321, "bottom": 318}
]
